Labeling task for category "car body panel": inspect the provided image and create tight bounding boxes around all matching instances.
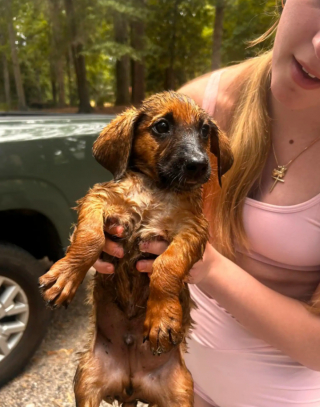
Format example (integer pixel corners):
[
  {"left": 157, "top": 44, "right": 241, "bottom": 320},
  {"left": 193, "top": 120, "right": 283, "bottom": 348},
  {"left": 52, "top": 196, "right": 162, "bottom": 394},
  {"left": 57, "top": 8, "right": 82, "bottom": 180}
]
[{"left": 0, "top": 115, "right": 115, "bottom": 246}]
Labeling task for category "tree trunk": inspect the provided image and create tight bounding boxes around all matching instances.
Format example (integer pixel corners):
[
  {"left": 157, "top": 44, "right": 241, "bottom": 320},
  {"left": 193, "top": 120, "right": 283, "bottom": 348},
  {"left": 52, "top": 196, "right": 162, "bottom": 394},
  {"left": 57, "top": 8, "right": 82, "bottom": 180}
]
[
  {"left": 48, "top": 0, "right": 66, "bottom": 107},
  {"left": 7, "top": 0, "right": 26, "bottom": 110},
  {"left": 36, "top": 70, "right": 43, "bottom": 105},
  {"left": 211, "top": 0, "right": 225, "bottom": 71},
  {"left": 2, "top": 52, "right": 11, "bottom": 109},
  {"left": 164, "top": 0, "right": 179, "bottom": 90},
  {"left": 0, "top": 33, "right": 11, "bottom": 109},
  {"left": 66, "top": 47, "right": 76, "bottom": 106},
  {"left": 131, "top": 1, "right": 145, "bottom": 105},
  {"left": 114, "top": 11, "right": 130, "bottom": 106},
  {"left": 64, "top": 0, "right": 91, "bottom": 113},
  {"left": 50, "top": 62, "right": 57, "bottom": 105},
  {"left": 56, "top": 59, "right": 66, "bottom": 107}
]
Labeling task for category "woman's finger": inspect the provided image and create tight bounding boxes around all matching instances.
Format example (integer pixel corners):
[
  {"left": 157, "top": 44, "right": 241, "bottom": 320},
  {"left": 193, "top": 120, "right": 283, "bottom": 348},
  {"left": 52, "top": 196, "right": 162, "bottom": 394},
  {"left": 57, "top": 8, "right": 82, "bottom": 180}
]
[
  {"left": 93, "top": 258, "right": 115, "bottom": 274},
  {"left": 139, "top": 240, "right": 168, "bottom": 256},
  {"left": 102, "top": 239, "right": 124, "bottom": 258},
  {"left": 105, "top": 224, "right": 124, "bottom": 237},
  {"left": 136, "top": 259, "right": 154, "bottom": 274}
]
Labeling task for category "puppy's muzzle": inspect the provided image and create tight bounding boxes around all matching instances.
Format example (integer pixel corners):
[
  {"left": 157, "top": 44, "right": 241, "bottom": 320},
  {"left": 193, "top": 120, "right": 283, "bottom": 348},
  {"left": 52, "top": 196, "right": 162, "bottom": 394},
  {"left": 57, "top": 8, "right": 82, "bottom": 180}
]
[
  {"left": 159, "top": 152, "right": 210, "bottom": 190},
  {"left": 185, "top": 155, "right": 209, "bottom": 180}
]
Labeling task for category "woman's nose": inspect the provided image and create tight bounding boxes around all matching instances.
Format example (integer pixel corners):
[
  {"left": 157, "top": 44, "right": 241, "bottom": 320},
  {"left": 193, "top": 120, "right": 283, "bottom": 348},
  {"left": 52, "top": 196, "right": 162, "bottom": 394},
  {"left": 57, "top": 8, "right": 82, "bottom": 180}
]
[{"left": 312, "top": 31, "right": 320, "bottom": 60}]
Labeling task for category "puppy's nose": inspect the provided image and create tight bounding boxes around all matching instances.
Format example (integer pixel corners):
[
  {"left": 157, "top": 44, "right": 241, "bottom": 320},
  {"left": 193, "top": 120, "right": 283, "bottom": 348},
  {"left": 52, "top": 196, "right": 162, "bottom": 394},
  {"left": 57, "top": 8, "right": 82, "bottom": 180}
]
[{"left": 185, "top": 157, "right": 208, "bottom": 178}]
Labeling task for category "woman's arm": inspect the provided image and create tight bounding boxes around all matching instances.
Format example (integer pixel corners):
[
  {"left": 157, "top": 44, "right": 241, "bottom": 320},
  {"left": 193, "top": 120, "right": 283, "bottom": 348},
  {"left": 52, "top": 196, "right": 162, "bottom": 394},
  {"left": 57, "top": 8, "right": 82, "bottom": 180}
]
[
  {"left": 194, "top": 243, "right": 320, "bottom": 372},
  {"left": 136, "top": 241, "right": 320, "bottom": 371}
]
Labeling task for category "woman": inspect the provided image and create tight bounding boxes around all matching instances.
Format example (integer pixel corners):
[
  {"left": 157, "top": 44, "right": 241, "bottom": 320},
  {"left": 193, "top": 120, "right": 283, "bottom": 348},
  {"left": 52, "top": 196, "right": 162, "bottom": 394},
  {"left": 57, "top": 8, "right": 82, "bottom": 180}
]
[{"left": 94, "top": 0, "right": 320, "bottom": 405}]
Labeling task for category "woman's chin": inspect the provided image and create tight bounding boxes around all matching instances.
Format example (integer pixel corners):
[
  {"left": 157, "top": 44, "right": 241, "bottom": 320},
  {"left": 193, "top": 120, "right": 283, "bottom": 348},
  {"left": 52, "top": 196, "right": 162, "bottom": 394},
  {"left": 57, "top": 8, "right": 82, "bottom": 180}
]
[{"left": 271, "top": 73, "right": 320, "bottom": 111}]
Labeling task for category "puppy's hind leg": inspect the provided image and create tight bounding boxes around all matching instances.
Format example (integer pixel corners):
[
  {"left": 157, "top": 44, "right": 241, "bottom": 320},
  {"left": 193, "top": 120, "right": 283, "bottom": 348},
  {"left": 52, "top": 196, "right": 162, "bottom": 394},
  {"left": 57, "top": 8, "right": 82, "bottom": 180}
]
[
  {"left": 158, "top": 362, "right": 194, "bottom": 407},
  {"left": 75, "top": 395, "right": 101, "bottom": 407},
  {"left": 74, "top": 362, "right": 103, "bottom": 407}
]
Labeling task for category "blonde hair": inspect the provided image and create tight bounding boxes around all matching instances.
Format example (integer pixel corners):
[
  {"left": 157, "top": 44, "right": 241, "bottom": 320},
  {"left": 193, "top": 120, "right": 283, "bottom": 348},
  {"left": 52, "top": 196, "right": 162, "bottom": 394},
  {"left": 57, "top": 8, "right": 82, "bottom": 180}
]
[
  {"left": 203, "top": 3, "right": 284, "bottom": 258},
  {"left": 205, "top": 52, "right": 276, "bottom": 259}
]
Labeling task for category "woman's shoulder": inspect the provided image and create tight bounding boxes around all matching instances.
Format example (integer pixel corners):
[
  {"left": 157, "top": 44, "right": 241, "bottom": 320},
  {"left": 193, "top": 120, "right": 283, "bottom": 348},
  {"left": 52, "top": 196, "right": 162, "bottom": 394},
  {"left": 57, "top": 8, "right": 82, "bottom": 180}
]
[
  {"left": 178, "top": 71, "right": 213, "bottom": 107},
  {"left": 178, "top": 63, "right": 249, "bottom": 112}
]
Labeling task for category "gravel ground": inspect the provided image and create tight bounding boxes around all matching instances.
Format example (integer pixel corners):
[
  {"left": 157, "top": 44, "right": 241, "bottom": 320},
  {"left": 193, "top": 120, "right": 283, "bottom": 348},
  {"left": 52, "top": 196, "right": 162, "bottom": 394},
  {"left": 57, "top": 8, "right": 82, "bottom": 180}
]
[{"left": 0, "top": 272, "right": 112, "bottom": 407}]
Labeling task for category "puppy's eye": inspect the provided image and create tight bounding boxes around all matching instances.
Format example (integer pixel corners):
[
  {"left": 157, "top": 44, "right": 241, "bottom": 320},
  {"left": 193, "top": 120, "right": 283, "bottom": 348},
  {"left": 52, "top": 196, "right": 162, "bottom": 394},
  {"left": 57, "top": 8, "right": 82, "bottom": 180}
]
[
  {"left": 201, "top": 124, "right": 209, "bottom": 139},
  {"left": 153, "top": 120, "right": 170, "bottom": 135}
]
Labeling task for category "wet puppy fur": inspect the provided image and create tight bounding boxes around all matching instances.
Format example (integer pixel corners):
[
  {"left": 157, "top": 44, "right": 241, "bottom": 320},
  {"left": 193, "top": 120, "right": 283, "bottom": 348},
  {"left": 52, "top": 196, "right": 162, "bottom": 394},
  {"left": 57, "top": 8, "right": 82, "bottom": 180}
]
[{"left": 39, "top": 92, "right": 233, "bottom": 407}]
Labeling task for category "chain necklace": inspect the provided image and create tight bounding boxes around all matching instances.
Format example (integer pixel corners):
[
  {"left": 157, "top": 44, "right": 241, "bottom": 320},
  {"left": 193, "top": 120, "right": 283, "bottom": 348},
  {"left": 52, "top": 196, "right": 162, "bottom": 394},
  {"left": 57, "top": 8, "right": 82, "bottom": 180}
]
[{"left": 269, "top": 136, "right": 320, "bottom": 193}]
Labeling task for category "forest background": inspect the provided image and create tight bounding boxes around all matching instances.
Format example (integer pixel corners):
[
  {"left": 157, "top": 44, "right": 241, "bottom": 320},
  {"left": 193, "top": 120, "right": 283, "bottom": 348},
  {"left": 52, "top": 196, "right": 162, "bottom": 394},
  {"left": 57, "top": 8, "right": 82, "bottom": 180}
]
[{"left": 0, "top": 0, "right": 280, "bottom": 113}]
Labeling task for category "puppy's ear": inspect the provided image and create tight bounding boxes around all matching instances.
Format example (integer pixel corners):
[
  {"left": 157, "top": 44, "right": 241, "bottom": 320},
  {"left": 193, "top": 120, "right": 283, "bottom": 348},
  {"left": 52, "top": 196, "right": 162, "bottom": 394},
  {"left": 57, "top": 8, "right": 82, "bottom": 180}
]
[
  {"left": 210, "top": 123, "right": 233, "bottom": 186},
  {"left": 93, "top": 108, "right": 139, "bottom": 180}
]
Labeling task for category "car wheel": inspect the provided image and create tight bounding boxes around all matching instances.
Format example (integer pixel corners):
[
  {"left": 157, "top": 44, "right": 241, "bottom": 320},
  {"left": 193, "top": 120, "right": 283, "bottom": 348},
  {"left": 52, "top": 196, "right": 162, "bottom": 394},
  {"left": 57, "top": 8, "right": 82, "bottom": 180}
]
[{"left": 0, "top": 244, "right": 51, "bottom": 387}]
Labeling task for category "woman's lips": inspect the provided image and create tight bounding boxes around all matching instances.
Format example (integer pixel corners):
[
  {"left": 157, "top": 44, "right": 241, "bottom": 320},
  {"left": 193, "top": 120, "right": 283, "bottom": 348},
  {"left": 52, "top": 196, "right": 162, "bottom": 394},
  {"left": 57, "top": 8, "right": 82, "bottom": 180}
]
[{"left": 291, "top": 56, "right": 320, "bottom": 90}]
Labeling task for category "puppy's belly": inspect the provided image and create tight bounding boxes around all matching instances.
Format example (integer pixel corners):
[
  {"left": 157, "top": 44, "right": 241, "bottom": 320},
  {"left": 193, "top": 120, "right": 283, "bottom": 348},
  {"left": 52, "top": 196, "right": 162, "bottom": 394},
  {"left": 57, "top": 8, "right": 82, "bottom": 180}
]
[{"left": 94, "top": 300, "right": 181, "bottom": 404}]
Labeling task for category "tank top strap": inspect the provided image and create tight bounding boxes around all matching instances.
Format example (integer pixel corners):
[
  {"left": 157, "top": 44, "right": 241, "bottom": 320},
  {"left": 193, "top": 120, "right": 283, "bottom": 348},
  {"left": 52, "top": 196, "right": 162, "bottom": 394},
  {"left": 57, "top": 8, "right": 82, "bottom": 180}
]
[{"left": 202, "top": 69, "right": 225, "bottom": 116}]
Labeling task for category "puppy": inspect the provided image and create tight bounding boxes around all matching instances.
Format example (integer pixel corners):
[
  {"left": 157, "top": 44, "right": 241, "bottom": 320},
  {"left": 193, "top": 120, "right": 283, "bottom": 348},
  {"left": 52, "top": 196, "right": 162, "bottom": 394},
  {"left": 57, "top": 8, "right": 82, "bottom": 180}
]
[{"left": 39, "top": 91, "right": 233, "bottom": 407}]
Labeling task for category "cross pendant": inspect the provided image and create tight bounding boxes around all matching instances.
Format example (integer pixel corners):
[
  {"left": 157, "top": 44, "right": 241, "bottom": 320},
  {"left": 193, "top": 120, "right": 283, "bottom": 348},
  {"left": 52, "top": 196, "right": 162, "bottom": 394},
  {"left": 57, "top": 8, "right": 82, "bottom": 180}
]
[{"left": 269, "top": 165, "right": 287, "bottom": 193}]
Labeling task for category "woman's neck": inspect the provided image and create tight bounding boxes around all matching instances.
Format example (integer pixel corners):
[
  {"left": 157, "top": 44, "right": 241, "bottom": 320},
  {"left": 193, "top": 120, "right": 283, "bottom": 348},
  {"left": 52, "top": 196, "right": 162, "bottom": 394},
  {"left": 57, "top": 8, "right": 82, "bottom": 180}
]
[{"left": 270, "top": 93, "right": 320, "bottom": 143}]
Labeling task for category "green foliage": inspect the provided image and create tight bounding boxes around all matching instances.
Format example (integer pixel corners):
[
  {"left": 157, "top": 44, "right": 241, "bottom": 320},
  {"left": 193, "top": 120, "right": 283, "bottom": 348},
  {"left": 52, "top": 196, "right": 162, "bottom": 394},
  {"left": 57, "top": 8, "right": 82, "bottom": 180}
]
[
  {"left": 221, "top": 0, "right": 279, "bottom": 65},
  {"left": 146, "top": 0, "right": 213, "bottom": 93},
  {"left": 0, "top": 0, "right": 281, "bottom": 109}
]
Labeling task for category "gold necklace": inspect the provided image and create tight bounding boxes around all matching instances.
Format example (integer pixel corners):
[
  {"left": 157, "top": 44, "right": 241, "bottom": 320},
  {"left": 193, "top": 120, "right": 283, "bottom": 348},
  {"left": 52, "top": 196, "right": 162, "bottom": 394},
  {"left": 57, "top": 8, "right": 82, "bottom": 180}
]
[{"left": 269, "top": 136, "right": 320, "bottom": 193}]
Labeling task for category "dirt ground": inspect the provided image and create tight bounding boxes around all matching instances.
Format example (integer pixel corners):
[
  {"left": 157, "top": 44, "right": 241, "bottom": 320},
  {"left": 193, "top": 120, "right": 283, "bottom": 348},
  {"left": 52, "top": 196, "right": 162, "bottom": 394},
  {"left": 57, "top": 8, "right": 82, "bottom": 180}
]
[{"left": 0, "top": 272, "right": 112, "bottom": 407}]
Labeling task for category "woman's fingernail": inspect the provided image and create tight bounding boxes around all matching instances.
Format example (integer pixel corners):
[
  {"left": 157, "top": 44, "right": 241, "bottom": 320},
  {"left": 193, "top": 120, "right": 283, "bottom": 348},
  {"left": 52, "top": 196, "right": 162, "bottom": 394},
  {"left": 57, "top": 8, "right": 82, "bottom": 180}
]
[
  {"left": 137, "top": 261, "right": 146, "bottom": 271},
  {"left": 114, "top": 248, "right": 123, "bottom": 257},
  {"left": 140, "top": 242, "right": 148, "bottom": 252}
]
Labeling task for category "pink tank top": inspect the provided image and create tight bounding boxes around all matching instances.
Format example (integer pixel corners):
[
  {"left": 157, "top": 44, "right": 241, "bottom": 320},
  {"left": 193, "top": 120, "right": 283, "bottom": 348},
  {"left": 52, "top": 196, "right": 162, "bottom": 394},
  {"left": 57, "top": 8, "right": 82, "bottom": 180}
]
[{"left": 203, "top": 70, "right": 320, "bottom": 271}]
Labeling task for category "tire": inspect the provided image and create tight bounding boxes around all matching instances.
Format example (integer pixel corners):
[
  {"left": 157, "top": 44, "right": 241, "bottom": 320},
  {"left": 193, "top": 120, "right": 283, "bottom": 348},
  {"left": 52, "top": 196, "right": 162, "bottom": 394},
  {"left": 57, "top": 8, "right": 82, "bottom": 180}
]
[{"left": 0, "top": 244, "right": 51, "bottom": 387}]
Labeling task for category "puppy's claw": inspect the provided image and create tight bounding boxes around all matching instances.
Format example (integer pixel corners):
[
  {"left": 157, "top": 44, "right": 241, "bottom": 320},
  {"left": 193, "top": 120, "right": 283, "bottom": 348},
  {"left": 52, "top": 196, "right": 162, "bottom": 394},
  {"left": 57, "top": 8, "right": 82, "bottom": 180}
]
[{"left": 46, "top": 300, "right": 57, "bottom": 309}]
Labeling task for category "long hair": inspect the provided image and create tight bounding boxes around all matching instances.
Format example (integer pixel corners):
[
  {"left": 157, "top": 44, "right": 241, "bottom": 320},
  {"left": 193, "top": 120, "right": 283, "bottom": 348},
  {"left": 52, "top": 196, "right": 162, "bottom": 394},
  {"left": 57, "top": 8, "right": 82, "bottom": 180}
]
[
  {"left": 204, "top": 15, "right": 283, "bottom": 258},
  {"left": 203, "top": 1, "right": 285, "bottom": 258}
]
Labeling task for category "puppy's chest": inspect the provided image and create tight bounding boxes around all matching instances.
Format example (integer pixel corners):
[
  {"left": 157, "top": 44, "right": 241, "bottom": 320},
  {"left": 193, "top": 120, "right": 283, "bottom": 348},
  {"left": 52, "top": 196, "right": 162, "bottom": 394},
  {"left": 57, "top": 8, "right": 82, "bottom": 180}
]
[{"left": 123, "top": 182, "right": 189, "bottom": 242}]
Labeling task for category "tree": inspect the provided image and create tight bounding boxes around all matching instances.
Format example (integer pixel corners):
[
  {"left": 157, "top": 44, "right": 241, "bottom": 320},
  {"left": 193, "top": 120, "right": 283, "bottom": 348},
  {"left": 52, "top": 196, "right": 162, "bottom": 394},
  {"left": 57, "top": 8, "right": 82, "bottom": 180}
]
[
  {"left": 47, "top": 0, "right": 66, "bottom": 107},
  {"left": 114, "top": 10, "right": 130, "bottom": 105},
  {"left": 131, "top": 0, "right": 146, "bottom": 105},
  {"left": 0, "top": 0, "right": 279, "bottom": 111},
  {"left": 7, "top": 0, "right": 26, "bottom": 110},
  {"left": 64, "top": 0, "right": 91, "bottom": 112},
  {"left": 211, "top": 0, "right": 225, "bottom": 70},
  {"left": 146, "top": 0, "right": 213, "bottom": 93},
  {"left": 164, "top": 0, "right": 180, "bottom": 90},
  {"left": 221, "top": 0, "right": 278, "bottom": 65},
  {"left": 0, "top": 34, "right": 11, "bottom": 109},
  {"left": 2, "top": 51, "right": 11, "bottom": 108}
]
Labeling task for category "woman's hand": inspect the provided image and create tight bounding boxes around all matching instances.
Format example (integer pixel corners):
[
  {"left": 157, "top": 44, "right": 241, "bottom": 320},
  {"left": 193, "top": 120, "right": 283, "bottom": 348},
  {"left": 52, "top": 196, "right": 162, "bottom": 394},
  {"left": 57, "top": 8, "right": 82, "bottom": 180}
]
[
  {"left": 136, "top": 241, "right": 218, "bottom": 284},
  {"left": 93, "top": 221, "right": 125, "bottom": 274},
  {"left": 93, "top": 221, "right": 169, "bottom": 275},
  {"left": 94, "top": 221, "right": 219, "bottom": 285},
  {"left": 187, "top": 242, "right": 219, "bottom": 285},
  {"left": 136, "top": 239, "right": 168, "bottom": 275}
]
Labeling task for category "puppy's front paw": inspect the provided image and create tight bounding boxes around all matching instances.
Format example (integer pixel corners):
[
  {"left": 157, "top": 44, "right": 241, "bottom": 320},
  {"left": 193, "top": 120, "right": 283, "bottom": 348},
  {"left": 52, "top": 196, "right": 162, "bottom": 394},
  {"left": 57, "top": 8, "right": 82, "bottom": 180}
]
[
  {"left": 39, "top": 258, "right": 83, "bottom": 309},
  {"left": 143, "top": 298, "right": 183, "bottom": 355}
]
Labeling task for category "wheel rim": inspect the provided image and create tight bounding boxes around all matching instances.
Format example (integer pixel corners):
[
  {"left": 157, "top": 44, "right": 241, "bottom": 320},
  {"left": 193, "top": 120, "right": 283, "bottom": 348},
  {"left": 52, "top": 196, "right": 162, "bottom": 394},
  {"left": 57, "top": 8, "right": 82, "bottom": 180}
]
[{"left": 0, "top": 276, "right": 29, "bottom": 362}]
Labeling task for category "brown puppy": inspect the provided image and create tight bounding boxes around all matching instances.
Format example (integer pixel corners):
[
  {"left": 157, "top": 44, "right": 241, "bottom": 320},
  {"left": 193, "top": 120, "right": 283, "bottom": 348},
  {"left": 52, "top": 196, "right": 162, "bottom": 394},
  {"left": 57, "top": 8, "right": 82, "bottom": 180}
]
[{"left": 39, "top": 92, "right": 233, "bottom": 407}]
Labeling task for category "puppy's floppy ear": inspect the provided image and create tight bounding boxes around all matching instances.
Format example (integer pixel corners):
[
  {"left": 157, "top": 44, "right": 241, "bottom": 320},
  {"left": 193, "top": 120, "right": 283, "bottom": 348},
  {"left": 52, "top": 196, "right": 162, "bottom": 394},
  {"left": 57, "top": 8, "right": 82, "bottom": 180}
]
[
  {"left": 210, "top": 122, "right": 233, "bottom": 186},
  {"left": 93, "top": 107, "right": 139, "bottom": 180}
]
